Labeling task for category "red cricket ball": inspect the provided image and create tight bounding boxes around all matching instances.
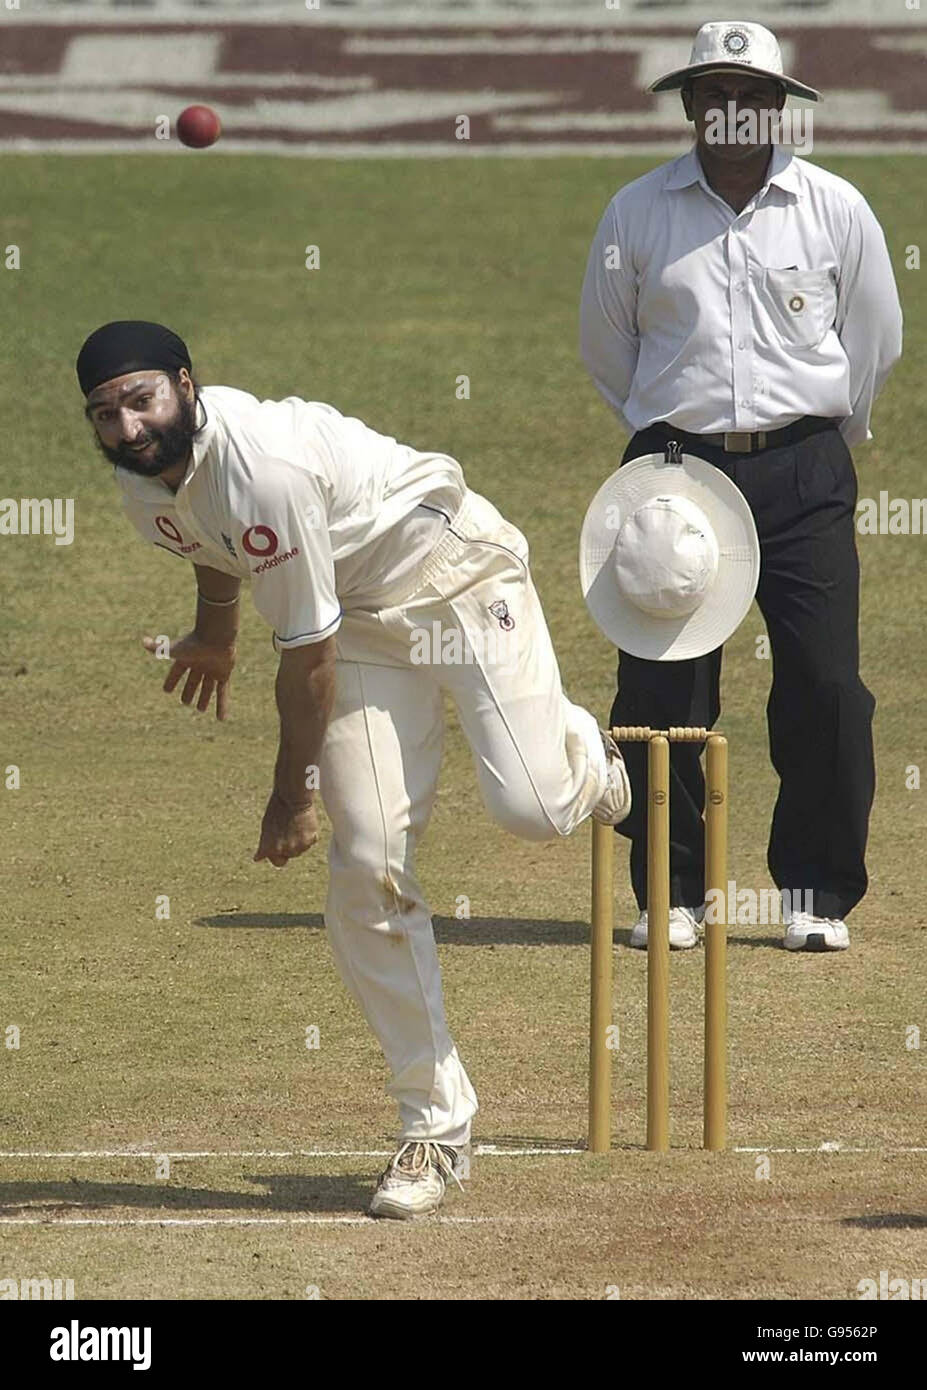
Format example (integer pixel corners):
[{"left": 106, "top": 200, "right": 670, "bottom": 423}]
[{"left": 177, "top": 105, "right": 222, "bottom": 149}]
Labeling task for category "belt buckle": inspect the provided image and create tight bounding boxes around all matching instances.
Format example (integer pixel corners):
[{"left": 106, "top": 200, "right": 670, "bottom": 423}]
[{"left": 723, "top": 431, "right": 753, "bottom": 453}]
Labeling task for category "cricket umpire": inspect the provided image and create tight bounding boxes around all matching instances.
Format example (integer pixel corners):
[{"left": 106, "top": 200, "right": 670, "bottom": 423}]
[
  {"left": 580, "top": 21, "right": 902, "bottom": 952},
  {"left": 77, "top": 320, "right": 630, "bottom": 1219}
]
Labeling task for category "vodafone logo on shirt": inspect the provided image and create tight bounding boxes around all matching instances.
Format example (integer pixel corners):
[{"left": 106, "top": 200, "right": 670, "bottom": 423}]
[
  {"left": 242, "top": 524, "right": 278, "bottom": 557},
  {"left": 155, "top": 515, "right": 201, "bottom": 555},
  {"left": 242, "top": 524, "right": 298, "bottom": 574}
]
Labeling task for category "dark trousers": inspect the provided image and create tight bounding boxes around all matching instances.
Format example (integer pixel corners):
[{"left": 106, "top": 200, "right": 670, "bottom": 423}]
[{"left": 610, "top": 422, "right": 876, "bottom": 921}]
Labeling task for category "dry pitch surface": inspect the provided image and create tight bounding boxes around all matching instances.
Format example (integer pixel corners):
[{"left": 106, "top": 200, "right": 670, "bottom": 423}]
[{"left": 1, "top": 156, "right": 924, "bottom": 1300}]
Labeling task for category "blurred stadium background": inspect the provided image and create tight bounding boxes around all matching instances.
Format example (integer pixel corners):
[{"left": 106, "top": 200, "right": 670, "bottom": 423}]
[{"left": 1, "top": 0, "right": 924, "bottom": 154}]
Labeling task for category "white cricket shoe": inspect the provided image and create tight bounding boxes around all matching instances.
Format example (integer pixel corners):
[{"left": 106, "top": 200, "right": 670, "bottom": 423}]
[
  {"left": 592, "top": 731, "right": 632, "bottom": 826},
  {"left": 629, "top": 905, "right": 703, "bottom": 951},
  {"left": 368, "top": 1140, "right": 464, "bottom": 1220},
  {"left": 783, "top": 912, "right": 850, "bottom": 952}
]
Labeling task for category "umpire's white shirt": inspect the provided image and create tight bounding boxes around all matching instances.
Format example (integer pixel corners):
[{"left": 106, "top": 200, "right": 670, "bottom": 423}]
[
  {"left": 116, "top": 386, "right": 465, "bottom": 649},
  {"left": 579, "top": 145, "right": 902, "bottom": 445}
]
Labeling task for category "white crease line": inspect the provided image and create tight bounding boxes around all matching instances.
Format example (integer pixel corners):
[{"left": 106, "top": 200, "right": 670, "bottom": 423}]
[
  {"left": 0, "top": 1147, "right": 583, "bottom": 1159},
  {"left": 1, "top": 1144, "right": 923, "bottom": 1160},
  {"left": 735, "top": 1146, "right": 927, "bottom": 1155},
  {"left": 0, "top": 1215, "right": 542, "bottom": 1227},
  {"left": 478, "top": 1145, "right": 583, "bottom": 1156},
  {"left": 0, "top": 1151, "right": 395, "bottom": 1160}
]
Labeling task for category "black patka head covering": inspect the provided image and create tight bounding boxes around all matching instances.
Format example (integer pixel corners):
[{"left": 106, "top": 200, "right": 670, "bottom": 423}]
[{"left": 76, "top": 321, "right": 192, "bottom": 396}]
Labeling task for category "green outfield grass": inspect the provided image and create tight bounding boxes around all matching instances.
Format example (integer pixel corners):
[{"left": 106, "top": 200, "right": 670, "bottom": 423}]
[{"left": 1, "top": 155, "right": 925, "bottom": 1299}]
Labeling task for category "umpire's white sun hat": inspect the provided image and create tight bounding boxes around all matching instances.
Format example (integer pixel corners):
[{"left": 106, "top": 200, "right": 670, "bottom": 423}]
[
  {"left": 650, "top": 20, "right": 821, "bottom": 103},
  {"left": 580, "top": 451, "right": 760, "bottom": 661}
]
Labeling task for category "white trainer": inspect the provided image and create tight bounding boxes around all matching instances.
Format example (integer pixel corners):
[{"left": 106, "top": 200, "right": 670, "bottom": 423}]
[
  {"left": 783, "top": 912, "right": 850, "bottom": 952},
  {"left": 629, "top": 905, "right": 703, "bottom": 951},
  {"left": 368, "top": 1140, "right": 464, "bottom": 1220},
  {"left": 592, "top": 730, "right": 632, "bottom": 826}
]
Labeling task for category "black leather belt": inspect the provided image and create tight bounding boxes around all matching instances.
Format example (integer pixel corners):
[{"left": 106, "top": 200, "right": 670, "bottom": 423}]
[{"left": 650, "top": 416, "right": 838, "bottom": 454}]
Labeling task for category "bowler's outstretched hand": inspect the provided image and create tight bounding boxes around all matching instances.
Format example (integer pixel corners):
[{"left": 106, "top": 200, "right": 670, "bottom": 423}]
[{"left": 142, "top": 632, "right": 236, "bottom": 720}]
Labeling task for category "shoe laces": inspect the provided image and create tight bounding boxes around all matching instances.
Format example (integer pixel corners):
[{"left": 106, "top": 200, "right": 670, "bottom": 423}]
[{"left": 387, "top": 1141, "right": 465, "bottom": 1192}]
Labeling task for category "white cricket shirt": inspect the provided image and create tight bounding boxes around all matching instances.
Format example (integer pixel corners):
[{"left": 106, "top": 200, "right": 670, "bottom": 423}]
[
  {"left": 579, "top": 145, "right": 903, "bottom": 445},
  {"left": 115, "top": 386, "right": 466, "bottom": 649}
]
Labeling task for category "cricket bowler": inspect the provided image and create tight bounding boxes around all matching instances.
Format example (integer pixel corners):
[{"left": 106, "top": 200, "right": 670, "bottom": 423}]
[{"left": 77, "top": 319, "right": 631, "bottom": 1220}]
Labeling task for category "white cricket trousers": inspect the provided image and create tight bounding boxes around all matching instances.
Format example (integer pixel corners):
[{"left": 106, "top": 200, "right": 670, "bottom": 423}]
[{"left": 318, "top": 490, "right": 607, "bottom": 1147}]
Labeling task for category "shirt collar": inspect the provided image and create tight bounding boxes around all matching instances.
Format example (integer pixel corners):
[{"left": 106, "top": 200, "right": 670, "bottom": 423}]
[
  {"left": 185, "top": 391, "right": 217, "bottom": 482},
  {"left": 665, "top": 143, "right": 801, "bottom": 200}
]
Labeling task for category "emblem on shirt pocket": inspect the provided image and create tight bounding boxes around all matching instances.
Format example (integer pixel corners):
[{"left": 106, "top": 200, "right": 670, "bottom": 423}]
[
  {"left": 489, "top": 600, "right": 516, "bottom": 631},
  {"left": 760, "top": 268, "right": 836, "bottom": 349}
]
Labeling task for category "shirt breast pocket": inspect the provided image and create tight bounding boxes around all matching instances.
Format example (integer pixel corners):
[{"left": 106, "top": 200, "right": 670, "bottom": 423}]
[{"left": 757, "top": 267, "right": 837, "bottom": 350}]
